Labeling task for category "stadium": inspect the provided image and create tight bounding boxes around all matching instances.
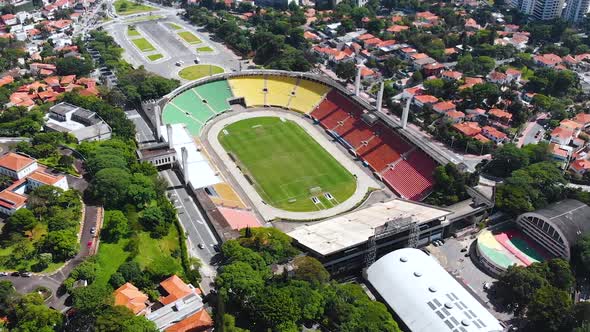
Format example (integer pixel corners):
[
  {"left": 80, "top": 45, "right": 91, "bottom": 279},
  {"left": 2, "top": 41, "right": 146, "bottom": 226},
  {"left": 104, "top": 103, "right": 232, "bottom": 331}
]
[{"left": 141, "top": 70, "right": 491, "bottom": 274}]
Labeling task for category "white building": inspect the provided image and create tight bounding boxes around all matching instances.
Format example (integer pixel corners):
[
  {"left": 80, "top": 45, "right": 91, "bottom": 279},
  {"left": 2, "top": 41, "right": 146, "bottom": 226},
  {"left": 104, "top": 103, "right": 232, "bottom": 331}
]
[
  {"left": 0, "top": 152, "right": 68, "bottom": 215},
  {"left": 365, "top": 248, "right": 504, "bottom": 332},
  {"left": 533, "top": 0, "right": 565, "bottom": 20}
]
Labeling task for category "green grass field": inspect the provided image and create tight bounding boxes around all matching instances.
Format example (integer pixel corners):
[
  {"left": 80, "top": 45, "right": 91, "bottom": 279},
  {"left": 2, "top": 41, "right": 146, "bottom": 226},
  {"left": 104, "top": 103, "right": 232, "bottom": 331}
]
[
  {"left": 218, "top": 117, "right": 357, "bottom": 212},
  {"left": 196, "top": 46, "right": 214, "bottom": 52},
  {"left": 178, "top": 31, "right": 202, "bottom": 44},
  {"left": 114, "top": 0, "right": 155, "bottom": 15},
  {"left": 124, "top": 15, "right": 163, "bottom": 23},
  {"left": 127, "top": 26, "right": 140, "bottom": 37},
  {"left": 132, "top": 37, "right": 156, "bottom": 52},
  {"left": 167, "top": 22, "right": 182, "bottom": 30},
  {"left": 178, "top": 64, "right": 223, "bottom": 80},
  {"left": 147, "top": 53, "right": 163, "bottom": 61}
]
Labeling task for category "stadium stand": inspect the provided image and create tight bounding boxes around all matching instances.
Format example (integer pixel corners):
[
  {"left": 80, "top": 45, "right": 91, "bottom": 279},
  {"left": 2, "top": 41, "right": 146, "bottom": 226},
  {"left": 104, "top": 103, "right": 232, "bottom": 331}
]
[
  {"left": 228, "top": 76, "right": 265, "bottom": 107},
  {"left": 341, "top": 122, "right": 374, "bottom": 148},
  {"left": 194, "top": 80, "right": 233, "bottom": 113},
  {"left": 207, "top": 183, "right": 247, "bottom": 209},
  {"left": 382, "top": 150, "right": 437, "bottom": 201},
  {"left": 265, "top": 76, "right": 297, "bottom": 108},
  {"left": 289, "top": 79, "right": 331, "bottom": 113},
  {"left": 162, "top": 102, "right": 204, "bottom": 135},
  {"left": 163, "top": 81, "right": 235, "bottom": 136}
]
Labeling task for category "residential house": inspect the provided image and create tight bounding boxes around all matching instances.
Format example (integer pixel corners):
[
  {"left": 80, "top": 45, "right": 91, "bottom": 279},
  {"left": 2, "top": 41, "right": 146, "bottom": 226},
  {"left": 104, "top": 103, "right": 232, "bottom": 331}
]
[
  {"left": 432, "top": 101, "right": 456, "bottom": 114},
  {"left": 1, "top": 14, "right": 17, "bottom": 26},
  {"left": 441, "top": 70, "right": 463, "bottom": 81},
  {"left": 533, "top": 53, "right": 562, "bottom": 68},
  {"left": 574, "top": 113, "right": 590, "bottom": 128},
  {"left": 488, "top": 108, "right": 512, "bottom": 124},
  {"left": 114, "top": 283, "right": 149, "bottom": 315},
  {"left": 570, "top": 158, "right": 590, "bottom": 175},
  {"left": 453, "top": 121, "right": 482, "bottom": 137},
  {"left": 550, "top": 126, "right": 575, "bottom": 145},
  {"left": 481, "top": 126, "right": 508, "bottom": 144},
  {"left": 445, "top": 110, "right": 466, "bottom": 123},
  {"left": 487, "top": 71, "right": 509, "bottom": 85},
  {"left": 413, "top": 94, "right": 438, "bottom": 108}
]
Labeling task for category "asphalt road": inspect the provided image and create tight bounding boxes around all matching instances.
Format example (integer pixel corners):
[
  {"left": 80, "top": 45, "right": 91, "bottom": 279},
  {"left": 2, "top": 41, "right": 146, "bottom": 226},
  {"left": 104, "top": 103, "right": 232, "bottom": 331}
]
[
  {"left": 127, "top": 109, "right": 157, "bottom": 144},
  {"left": 0, "top": 204, "right": 100, "bottom": 311},
  {"left": 105, "top": 13, "right": 242, "bottom": 80},
  {"left": 161, "top": 169, "right": 218, "bottom": 293}
]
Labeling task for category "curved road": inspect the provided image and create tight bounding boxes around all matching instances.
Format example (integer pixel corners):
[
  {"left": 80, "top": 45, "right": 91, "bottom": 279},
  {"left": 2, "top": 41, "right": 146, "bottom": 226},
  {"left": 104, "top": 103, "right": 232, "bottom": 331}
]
[{"left": 1, "top": 204, "right": 100, "bottom": 311}]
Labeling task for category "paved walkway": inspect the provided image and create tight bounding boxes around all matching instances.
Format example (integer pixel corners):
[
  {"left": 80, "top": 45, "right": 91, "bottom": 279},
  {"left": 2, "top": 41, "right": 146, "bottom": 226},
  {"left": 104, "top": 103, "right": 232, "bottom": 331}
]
[{"left": 204, "top": 109, "right": 380, "bottom": 221}]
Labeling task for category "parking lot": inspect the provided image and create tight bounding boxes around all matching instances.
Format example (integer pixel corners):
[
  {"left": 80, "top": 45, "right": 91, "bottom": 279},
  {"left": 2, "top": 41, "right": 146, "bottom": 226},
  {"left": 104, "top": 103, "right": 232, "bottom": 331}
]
[{"left": 427, "top": 236, "right": 514, "bottom": 323}]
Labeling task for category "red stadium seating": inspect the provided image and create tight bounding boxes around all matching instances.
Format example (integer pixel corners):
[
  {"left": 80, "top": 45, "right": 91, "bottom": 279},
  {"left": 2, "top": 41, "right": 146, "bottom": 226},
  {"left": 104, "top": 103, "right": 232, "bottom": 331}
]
[
  {"left": 382, "top": 151, "right": 436, "bottom": 201},
  {"left": 311, "top": 90, "right": 438, "bottom": 201}
]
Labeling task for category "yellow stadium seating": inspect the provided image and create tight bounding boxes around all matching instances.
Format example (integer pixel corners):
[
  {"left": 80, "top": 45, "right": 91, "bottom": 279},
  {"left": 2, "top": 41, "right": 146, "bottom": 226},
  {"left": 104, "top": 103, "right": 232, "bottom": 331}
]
[
  {"left": 265, "top": 76, "right": 297, "bottom": 108},
  {"left": 289, "top": 79, "right": 332, "bottom": 114},
  {"left": 228, "top": 77, "right": 265, "bottom": 107},
  {"left": 209, "top": 183, "right": 246, "bottom": 208}
]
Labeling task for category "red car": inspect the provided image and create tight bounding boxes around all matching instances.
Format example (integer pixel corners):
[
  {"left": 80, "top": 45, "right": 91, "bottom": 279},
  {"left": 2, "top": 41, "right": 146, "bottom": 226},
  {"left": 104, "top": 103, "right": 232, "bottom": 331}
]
[{"left": 87, "top": 241, "right": 93, "bottom": 248}]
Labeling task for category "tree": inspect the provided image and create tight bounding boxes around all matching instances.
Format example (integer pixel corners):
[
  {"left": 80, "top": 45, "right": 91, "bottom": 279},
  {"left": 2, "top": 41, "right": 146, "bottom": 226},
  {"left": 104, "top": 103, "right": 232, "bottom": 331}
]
[
  {"left": 526, "top": 286, "right": 573, "bottom": 332},
  {"left": 0, "top": 280, "right": 16, "bottom": 315},
  {"left": 3, "top": 208, "right": 37, "bottom": 235},
  {"left": 11, "top": 293, "right": 63, "bottom": 331},
  {"left": 128, "top": 173, "right": 157, "bottom": 208},
  {"left": 494, "top": 264, "right": 548, "bottom": 315},
  {"left": 56, "top": 57, "right": 94, "bottom": 76},
  {"left": 237, "top": 227, "right": 299, "bottom": 264},
  {"left": 572, "top": 234, "right": 590, "bottom": 279},
  {"left": 102, "top": 210, "right": 128, "bottom": 242},
  {"left": 216, "top": 261, "right": 265, "bottom": 300},
  {"left": 488, "top": 143, "right": 530, "bottom": 177},
  {"left": 91, "top": 168, "right": 132, "bottom": 207},
  {"left": 335, "top": 61, "right": 356, "bottom": 81},
  {"left": 221, "top": 240, "right": 267, "bottom": 272},
  {"left": 252, "top": 286, "right": 301, "bottom": 328},
  {"left": 71, "top": 284, "right": 112, "bottom": 313},
  {"left": 95, "top": 305, "right": 157, "bottom": 331},
  {"left": 40, "top": 230, "right": 79, "bottom": 261},
  {"left": 222, "top": 314, "right": 249, "bottom": 332},
  {"left": 139, "top": 206, "right": 168, "bottom": 237},
  {"left": 292, "top": 256, "right": 330, "bottom": 285}
]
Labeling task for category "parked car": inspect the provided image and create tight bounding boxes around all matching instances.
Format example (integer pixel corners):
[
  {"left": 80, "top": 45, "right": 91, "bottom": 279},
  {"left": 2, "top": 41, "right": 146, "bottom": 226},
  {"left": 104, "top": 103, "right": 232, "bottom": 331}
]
[
  {"left": 0, "top": 272, "right": 8, "bottom": 276},
  {"left": 212, "top": 244, "right": 220, "bottom": 252},
  {"left": 198, "top": 243, "right": 204, "bottom": 249},
  {"left": 10, "top": 272, "right": 19, "bottom": 277},
  {"left": 87, "top": 241, "right": 93, "bottom": 248},
  {"left": 20, "top": 272, "right": 32, "bottom": 277},
  {"left": 90, "top": 227, "right": 96, "bottom": 235}
]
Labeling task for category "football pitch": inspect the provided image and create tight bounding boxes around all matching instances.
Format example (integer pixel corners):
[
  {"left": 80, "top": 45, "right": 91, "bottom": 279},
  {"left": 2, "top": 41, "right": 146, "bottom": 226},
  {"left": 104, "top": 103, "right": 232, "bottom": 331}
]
[{"left": 218, "top": 117, "right": 357, "bottom": 212}]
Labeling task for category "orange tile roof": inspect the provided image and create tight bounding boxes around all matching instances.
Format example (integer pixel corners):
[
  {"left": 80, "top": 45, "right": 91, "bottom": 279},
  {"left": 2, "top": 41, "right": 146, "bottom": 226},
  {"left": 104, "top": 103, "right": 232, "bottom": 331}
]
[
  {"left": 60, "top": 75, "right": 76, "bottom": 85},
  {"left": 433, "top": 101, "right": 456, "bottom": 112},
  {"left": 0, "top": 75, "right": 13, "bottom": 87},
  {"left": 0, "top": 152, "right": 35, "bottom": 172},
  {"left": 571, "top": 159, "right": 590, "bottom": 172},
  {"left": 387, "top": 24, "right": 409, "bottom": 33},
  {"left": 488, "top": 108, "right": 512, "bottom": 120},
  {"left": 27, "top": 170, "right": 63, "bottom": 185},
  {"left": 357, "top": 33, "right": 375, "bottom": 40},
  {"left": 165, "top": 309, "right": 213, "bottom": 332},
  {"left": 0, "top": 190, "right": 26, "bottom": 210},
  {"left": 482, "top": 126, "right": 507, "bottom": 139},
  {"left": 551, "top": 126, "right": 574, "bottom": 139},
  {"left": 114, "top": 283, "right": 148, "bottom": 315},
  {"left": 442, "top": 70, "right": 463, "bottom": 79},
  {"left": 574, "top": 113, "right": 590, "bottom": 125},
  {"left": 414, "top": 94, "right": 438, "bottom": 104},
  {"left": 159, "top": 275, "right": 194, "bottom": 305},
  {"left": 474, "top": 133, "right": 491, "bottom": 143},
  {"left": 446, "top": 110, "right": 465, "bottom": 118}
]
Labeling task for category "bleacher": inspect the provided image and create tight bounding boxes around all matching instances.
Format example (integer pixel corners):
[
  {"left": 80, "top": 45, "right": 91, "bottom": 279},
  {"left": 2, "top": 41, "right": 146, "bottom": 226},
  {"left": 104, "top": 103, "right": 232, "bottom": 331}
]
[
  {"left": 266, "top": 76, "right": 297, "bottom": 108},
  {"left": 194, "top": 80, "right": 233, "bottom": 113},
  {"left": 228, "top": 76, "right": 265, "bottom": 107},
  {"left": 162, "top": 80, "right": 234, "bottom": 136},
  {"left": 382, "top": 150, "right": 437, "bottom": 201},
  {"left": 289, "top": 79, "right": 331, "bottom": 113}
]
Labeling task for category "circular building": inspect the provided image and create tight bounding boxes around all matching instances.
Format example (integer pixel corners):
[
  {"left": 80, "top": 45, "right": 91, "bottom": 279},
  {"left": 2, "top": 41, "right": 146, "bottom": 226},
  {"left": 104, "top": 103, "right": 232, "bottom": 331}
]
[{"left": 515, "top": 199, "right": 590, "bottom": 260}]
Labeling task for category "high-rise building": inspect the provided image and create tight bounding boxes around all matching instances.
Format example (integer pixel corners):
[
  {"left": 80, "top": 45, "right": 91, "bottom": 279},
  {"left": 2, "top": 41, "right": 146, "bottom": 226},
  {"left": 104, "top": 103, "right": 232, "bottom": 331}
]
[
  {"left": 562, "top": 0, "right": 590, "bottom": 22},
  {"left": 510, "top": 0, "right": 566, "bottom": 20},
  {"left": 532, "top": 0, "right": 565, "bottom": 20}
]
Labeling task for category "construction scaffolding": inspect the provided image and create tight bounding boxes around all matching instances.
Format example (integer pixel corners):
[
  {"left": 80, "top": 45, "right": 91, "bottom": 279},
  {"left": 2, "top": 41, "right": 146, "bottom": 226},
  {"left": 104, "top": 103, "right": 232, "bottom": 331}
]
[{"left": 365, "top": 217, "right": 419, "bottom": 268}]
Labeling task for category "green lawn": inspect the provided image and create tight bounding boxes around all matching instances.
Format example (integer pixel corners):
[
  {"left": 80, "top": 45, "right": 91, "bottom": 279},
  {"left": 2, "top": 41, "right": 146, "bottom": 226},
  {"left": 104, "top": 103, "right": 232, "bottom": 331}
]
[
  {"left": 178, "top": 64, "right": 224, "bottom": 80},
  {"left": 134, "top": 230, "right": 183, "bottom": 276},
  {"left": 147, "top": 53, "right": 163, "bottom": 61},
  {"left": 218, "top": 117, "right": 357, "bottom": 212},
  {"left": 127, "top": 26, "right": 140, "bottom": 37},
  {"left": 131, "top": 38, "right": 156, "bottom": 52},
  {"left": 196, "top": 46, "right": 214, "bottom": 52},
  {"left": 94, "top": 239, "right": 131, "bottom": 287},
  {"left": 167, "top": 22, "right": 183, "bottom": 30},
  {"left": 114, "top": 0, "right": 155, "bottom": 15},
  {"left": 178, "top": 31, "right": 202, "bottom": 44},
  {"left": 124, "top": 15, "right": 164, "bottom": 23}
]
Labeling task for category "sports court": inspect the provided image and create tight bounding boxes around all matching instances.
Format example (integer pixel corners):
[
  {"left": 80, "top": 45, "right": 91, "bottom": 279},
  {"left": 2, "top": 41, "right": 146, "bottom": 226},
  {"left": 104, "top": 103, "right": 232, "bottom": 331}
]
[
  {"left": 218, "top": 116, "right": 357, "bottom": 212},
  {"left": 477, "top": 227, "right": 551, "bottom": 270}
]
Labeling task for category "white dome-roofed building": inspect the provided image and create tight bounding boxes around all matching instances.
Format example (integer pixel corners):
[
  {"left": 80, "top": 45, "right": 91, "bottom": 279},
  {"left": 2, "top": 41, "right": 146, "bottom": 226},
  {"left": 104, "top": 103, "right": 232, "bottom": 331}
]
[
  {"left": 516, "top": 199, "right": 590, "bottom": 260},
  {"left": 364, "top": 248, "right": 503, "bottom": 332}
]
